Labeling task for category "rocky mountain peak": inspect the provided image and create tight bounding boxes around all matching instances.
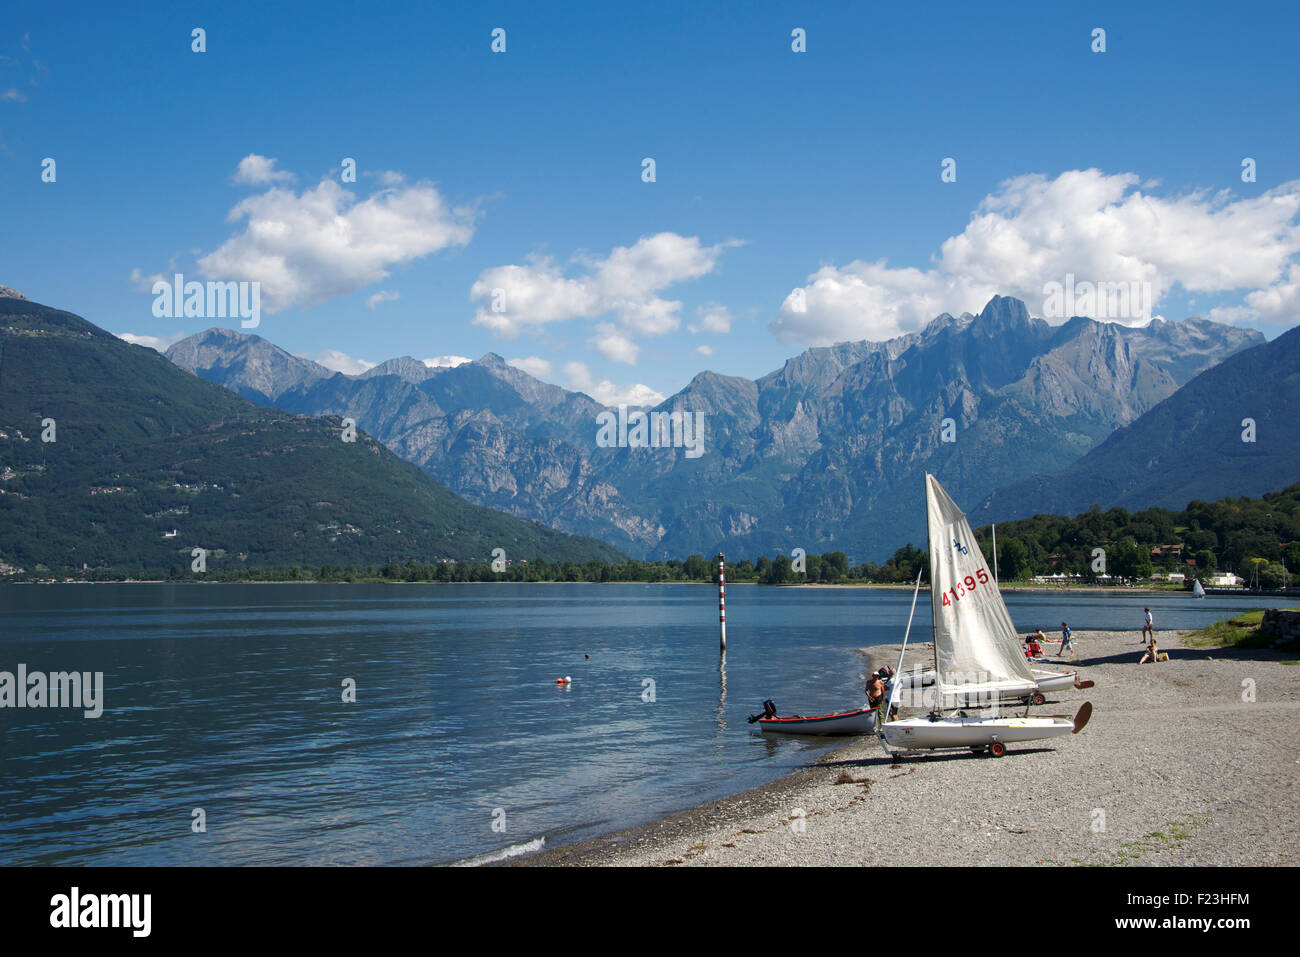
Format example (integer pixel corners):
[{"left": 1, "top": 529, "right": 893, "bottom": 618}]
[
  {"left": 358, "top": 356, "right": 436, "bottom": 383},
  {"left": 972, "top": 294, "right": 1032, "bottom": 330}
]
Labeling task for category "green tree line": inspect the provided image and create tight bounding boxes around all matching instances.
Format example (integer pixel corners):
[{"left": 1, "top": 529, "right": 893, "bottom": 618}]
[{"left": 10, "top": 484, "right": 1300, "bottom": 588}]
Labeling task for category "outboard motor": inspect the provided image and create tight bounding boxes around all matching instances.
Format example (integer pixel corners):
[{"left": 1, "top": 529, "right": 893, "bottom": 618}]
[{"left": 747, "top": 699, "right": 778, "bottom": 723}]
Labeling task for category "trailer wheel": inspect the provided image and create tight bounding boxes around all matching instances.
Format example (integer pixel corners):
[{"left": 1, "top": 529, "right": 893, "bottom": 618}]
[
  {"left": 1032, "top": 692, "right": 1046, "bottom": 706},
  {"left": 988, "top": 741, "right": 1006, "bottom": 758}
]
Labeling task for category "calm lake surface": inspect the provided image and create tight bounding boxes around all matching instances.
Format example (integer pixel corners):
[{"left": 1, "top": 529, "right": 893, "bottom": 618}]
[{"left": 0, "top": 583, "right": 1290, "bottom": 866}]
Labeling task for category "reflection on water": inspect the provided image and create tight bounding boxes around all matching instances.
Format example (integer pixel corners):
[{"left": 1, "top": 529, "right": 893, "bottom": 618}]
[{"left": 714, "top": 650, "right": 727, "bottom": 743}]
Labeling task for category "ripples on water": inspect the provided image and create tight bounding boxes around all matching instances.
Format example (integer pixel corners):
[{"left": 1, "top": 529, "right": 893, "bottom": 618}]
[{"left": 0, "top": 583, "right": 1287, "bottom": 865}]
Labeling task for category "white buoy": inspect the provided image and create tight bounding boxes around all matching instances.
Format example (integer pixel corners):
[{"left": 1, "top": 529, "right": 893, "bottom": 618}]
[{"left": 718, "top": 553, "right": 727, "bottom": 650}]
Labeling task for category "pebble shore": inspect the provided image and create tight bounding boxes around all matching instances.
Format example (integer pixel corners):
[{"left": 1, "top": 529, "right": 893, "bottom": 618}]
[{"left": 518, "top": 630, "right": 1300, "bottom": 867}]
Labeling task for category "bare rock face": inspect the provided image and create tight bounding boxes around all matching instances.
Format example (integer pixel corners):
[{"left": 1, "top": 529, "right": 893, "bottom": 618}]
[
  {"left": 974, "top": 323, "right": 1300, "bottom": 525},
  {"left": 163, "top": 295, "right": 1267, "bottom": 561},
  {"left": 0, "top": 286, "right": 28, "bottom": 300},
  {"left": 165, "top": 328, "right": 335, "bottom": 404}
]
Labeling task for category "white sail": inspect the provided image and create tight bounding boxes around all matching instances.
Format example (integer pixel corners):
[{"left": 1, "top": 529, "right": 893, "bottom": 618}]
[
  {"left": 1193, "top": 579, "right": 1206, "bottom": 598},
  {"left": 926, "top": 473, "right": 1038, "bottom": 702}
]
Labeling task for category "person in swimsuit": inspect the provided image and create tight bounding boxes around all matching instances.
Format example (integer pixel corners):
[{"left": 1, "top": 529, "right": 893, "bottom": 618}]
[
  {"left": 1138, "top": 634, "right": 1159, "bottom": 664},
  {"left": 866, "top": 671, "right": 887, "bottom": 708}
]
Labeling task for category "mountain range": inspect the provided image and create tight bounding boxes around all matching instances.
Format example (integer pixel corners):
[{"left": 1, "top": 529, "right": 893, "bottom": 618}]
[
  {"left": 0, "top": 290, "right": 622, "bottom": 577},
  {"left": 973, "top": 322, "right": 1300, "bottom": 523},
  {"left": 165, "top": 295, "right": 1278, "bottom": 560}
]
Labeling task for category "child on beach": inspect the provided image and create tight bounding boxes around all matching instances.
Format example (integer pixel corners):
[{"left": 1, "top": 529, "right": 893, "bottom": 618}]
[
  {"left": 1141, "top": 608, "right": 1154, "bottom": 642},
  {"left": 1058, "top": 621, "right": 1074, "bottom": 657}
]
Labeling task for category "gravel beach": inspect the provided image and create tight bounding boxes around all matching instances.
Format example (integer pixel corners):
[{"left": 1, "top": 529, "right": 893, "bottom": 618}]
[{"left": 519, "top": 629, "right": 1300, "bottom": 867}]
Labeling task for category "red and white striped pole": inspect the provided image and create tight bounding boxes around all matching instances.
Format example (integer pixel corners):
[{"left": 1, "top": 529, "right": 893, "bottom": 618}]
[{"left": 718, "top": 553, "right": 726, "bottom": 650}]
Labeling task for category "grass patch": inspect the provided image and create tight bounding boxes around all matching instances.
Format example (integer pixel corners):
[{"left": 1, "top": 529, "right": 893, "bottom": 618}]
[
  {"left": 1040, "top": 814, "right": 1211, "bottom": 866},
  {"left": 1184, "top": 606, "right": 1300, "bottom": 649},
  {"left": 1074, "top": 814, "right": 1211, "bottom": 867},
  {"left": 1106, "top": 814, "right": 1208, "bottom": 864}
]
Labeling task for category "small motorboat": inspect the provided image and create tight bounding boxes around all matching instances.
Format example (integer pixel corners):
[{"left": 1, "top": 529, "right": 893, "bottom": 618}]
[{"left": 748, "top": 700, "right": 878, "bottom": 736}]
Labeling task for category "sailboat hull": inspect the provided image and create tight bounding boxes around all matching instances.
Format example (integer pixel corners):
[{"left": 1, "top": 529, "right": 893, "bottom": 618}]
[
  {"left": 881, "top": 714, "right": 1075, "bottom": 750},
  {"left": 1032, "top": 669, "right": 1079, "bottom": 693}
]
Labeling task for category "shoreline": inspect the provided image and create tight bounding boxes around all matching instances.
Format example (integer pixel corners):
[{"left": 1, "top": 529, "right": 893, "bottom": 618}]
[
  {"left": 1, "top": 579, "right": 1222, "bottom": 595},
  {"left": 515, "top": 629, "right": 1300, "bottom": 866}
]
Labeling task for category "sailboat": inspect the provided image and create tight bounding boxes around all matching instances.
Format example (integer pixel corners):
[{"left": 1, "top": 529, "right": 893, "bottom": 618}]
[
  {"left": 880, "top": 474, "right": 1092, "bottom": 758},
  {"left": 1193, "top": 579, "right": 1207, "bottom": 599}
]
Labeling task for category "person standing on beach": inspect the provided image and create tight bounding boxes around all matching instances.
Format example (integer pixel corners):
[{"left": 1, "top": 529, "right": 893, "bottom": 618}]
[
  {"left": 1141, "top": 607, "right": 1154, "bottom": 643},
  {"left": 1058, "top": 621, "right": 1074, "bottom": 657},
  {"left": 866, "top": 671, "right": 886, "bottom": 710}
]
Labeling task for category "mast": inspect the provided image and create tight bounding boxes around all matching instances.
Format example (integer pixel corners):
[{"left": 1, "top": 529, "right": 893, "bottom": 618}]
[
  {"left": 881, "top": 566, "right": 924, "bottom": 741},
  {"left": 927, "top": 475, "right": 938, "bottom": 678},
  {"left": 992, "top": 523, "right": 998, "bottom": 587}
]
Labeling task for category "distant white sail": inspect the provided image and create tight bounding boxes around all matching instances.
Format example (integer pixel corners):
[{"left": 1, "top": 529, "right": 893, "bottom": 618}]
[
  {"left": 1193, "top": 579, "right": 1206, "bottom": 598},
  {"left": 926, "top": 474, "right": 1038, "bottom": 701}
]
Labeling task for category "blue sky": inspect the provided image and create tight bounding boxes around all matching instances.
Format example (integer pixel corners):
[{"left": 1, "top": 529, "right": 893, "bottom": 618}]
[{"left": 3, "top": 1, "right": 1299, "bottom": 404}]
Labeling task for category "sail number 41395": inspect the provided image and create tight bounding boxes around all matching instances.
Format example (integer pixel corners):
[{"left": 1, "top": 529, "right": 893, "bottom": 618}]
[{"left": 941, "top": 569, "right": 990, "bottom": 606}]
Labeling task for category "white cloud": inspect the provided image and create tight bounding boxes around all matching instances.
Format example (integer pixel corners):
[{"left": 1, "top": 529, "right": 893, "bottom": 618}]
[
  {"left": 422, "top": 355, "right": 471, "bottom": 369},
  {"left": 115, "top": 331, "right": 185, "bottom": 352},
  {"left": 368, "top": 170, "right": 407, "bottom": 187},
  {"left": 695, "top": 344, "right": 714, "bottom": 356},
  {"left": 774, "top": 261, "right": 987, "bottom": 344},
  {"left": 232, "top": 154, "right": 296, "bottom": 186},
  {"left": 689, "top": 302, "right": 732, "bottom": 334},
  {"left": 198, "top": 173, "right": 477, "bottom": 313},
  {"left": 365, "top": 290, "right": 399, "bottom": 310},
  {"left": 563, "top": 361, "right": 664, "bottom": 408},
  {"left": 470, "top": 233, "right": 741, "bottom": 355},
  {"left": 588, "top": 323, "right": 640, "bottom": 364},
  {"left": 1213, "top": 262, "right": 1300, "bottom": 327},
  {"left": 128, "top": 267, "right": 166, "bottom": 293},
  {"left": 2, "top": 88, "right": 26, "bottom": 102},
  {"left": 771, "top": 169, "right": 1300, "bottom": 344},
  {"left": 311, "top": 349, "right": 375, "bottom": 375},
  {"left": 507, "top": 356, "right": 554, "bottom": 378}
]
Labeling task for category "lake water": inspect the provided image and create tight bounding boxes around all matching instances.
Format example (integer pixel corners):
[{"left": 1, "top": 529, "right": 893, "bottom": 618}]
[{"left": 0, "top": 583, "right": 1289, "bottom": 866}]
